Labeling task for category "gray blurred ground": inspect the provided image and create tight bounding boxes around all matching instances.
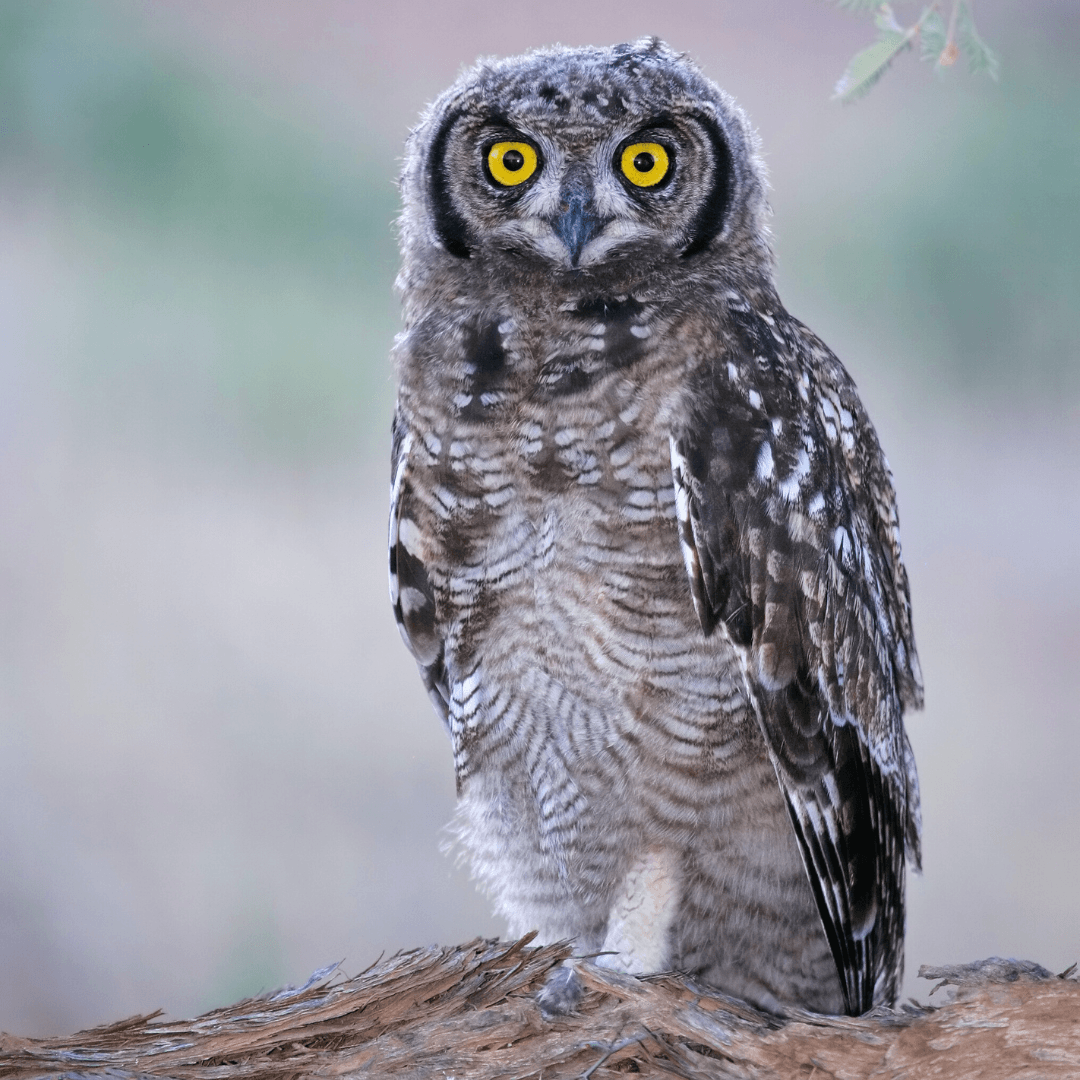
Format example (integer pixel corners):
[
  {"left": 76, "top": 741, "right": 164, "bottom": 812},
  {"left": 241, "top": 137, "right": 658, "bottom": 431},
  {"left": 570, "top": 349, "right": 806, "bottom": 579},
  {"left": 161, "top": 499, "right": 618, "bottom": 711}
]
[{"left": 0, "top": 0, "right": 1077, "bottom": 1036}]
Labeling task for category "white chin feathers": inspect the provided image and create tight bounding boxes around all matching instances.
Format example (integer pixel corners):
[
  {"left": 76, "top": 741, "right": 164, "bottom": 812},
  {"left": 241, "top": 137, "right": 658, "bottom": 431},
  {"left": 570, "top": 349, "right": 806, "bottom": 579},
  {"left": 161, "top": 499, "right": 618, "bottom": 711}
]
[{"left": 491, "top": 219, "right": 667, "bottom": 269}]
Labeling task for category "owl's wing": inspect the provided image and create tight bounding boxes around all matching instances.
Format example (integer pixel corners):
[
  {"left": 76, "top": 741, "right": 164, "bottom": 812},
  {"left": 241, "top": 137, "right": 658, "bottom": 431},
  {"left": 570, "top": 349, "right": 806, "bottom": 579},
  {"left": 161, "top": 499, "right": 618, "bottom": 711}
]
[
  {"left": 668, "top": 303, "right": 922, "bottom": 1015},
  {"left": 389, "top": 412, "right": 450, "bottom": 729}
]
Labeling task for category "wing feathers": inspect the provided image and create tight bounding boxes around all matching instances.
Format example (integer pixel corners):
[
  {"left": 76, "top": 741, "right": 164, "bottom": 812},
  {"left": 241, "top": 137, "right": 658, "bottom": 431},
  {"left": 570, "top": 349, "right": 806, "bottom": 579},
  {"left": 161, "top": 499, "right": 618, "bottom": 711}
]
[
  {"left": 390, "top": 423, "right": 451, "bottom": 730},
  {"left": 669, "top": 303, "right": 920, "bottom": 1013}
]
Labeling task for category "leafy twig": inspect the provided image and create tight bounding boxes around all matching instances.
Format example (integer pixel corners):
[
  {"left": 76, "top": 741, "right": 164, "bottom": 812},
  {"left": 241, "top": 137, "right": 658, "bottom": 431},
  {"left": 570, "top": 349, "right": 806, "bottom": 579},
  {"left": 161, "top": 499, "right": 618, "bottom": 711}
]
[
  {"left": 829, "top": 1, "right": 999, "bottom": 102},
  {"left": 956, "top": 1, "right": 1000, "bottom": 78}
]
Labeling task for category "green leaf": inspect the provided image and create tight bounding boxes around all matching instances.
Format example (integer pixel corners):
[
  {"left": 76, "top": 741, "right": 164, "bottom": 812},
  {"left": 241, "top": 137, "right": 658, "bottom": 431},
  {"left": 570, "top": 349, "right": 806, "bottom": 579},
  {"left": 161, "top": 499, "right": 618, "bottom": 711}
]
[
  {"left": 919, "top": 9, "right": 948, "bottom": 63},
  {"left": 873, "top": 3, "right": 904, "bottom": 33},
  {"left": 833, "top": 29, "right": 913, "bottom": 101},
  {"left": 957, "top": 1, "right": 1000, "bottom": 79}
]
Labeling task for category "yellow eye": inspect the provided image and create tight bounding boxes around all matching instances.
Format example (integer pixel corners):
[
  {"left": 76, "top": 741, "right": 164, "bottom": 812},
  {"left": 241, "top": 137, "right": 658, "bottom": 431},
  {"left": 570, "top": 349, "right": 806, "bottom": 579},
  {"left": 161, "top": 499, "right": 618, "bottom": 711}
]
[
  {"left": 620, "top": 142, "right": 670, "bottom": 188},
  {"left": 486, "top": 141, "right": 539, "bottom": 187}
]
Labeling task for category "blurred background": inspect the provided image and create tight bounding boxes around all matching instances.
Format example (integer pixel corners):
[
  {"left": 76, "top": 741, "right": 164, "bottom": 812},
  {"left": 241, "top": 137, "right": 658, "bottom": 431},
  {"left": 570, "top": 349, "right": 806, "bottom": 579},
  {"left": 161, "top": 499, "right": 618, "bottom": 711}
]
[{"left": 0, "top": 0, "right": 1077, "bottom": 1036}]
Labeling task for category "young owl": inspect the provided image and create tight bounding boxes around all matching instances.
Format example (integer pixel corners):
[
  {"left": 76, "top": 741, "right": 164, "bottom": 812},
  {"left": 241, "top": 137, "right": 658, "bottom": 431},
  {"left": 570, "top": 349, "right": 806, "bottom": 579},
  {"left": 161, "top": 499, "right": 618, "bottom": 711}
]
[{"left": 389, "top": 38, "right": 922, "bottom": 1017}]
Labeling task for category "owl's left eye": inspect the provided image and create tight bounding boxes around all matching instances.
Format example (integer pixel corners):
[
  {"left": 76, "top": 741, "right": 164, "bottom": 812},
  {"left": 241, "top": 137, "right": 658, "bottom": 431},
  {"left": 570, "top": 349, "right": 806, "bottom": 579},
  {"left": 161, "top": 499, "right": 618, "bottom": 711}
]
[
  {"left": 486, "top": 141, "right": 540, "bottom": 187},
  {"left": 619, "top": 141, "right": 671, "bottom": 189}
]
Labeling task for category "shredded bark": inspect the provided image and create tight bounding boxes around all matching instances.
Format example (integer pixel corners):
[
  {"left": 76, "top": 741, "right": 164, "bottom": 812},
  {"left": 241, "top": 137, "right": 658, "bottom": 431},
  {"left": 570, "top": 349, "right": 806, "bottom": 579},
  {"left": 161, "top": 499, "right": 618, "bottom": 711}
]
[{"left": 1, "top": 937, "right": 1078, "bottom": 1079}]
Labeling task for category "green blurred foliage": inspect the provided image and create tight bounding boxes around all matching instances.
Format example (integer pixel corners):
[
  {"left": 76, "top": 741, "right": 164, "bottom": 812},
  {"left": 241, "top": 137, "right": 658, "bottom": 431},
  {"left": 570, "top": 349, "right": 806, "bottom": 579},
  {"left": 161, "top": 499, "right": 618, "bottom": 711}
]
[
  {"left": 202, "top": 906, "right": 288, "bottom": 1012},
  {"left": 0, "top": 0, "right": 1075, "bottom": 470},
  {"left": 788, "top": 46, "right": 1080, "bottom": 398},
  {"left": 0, "top": 0, "right": 401, "bottom": 462}
]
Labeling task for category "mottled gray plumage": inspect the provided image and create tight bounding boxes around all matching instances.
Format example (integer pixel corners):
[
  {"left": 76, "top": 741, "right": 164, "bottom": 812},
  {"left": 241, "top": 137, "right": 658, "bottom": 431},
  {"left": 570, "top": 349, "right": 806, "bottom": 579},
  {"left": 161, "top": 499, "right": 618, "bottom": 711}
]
[{"left": 388, "top": 38, "right": 922, "bottom": 1017}]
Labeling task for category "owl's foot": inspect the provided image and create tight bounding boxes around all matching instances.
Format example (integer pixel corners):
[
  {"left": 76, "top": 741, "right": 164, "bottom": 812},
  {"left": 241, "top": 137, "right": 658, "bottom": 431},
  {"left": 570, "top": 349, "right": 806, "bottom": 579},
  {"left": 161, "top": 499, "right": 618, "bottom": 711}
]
[{"left": 537, "top": 961, "right": 585, "bottom": 1018}]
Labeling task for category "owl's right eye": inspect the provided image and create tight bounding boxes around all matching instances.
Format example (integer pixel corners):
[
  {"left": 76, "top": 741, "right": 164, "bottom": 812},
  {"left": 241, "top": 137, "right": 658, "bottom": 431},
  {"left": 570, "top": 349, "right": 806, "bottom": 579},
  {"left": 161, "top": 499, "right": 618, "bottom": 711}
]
[{"left": 485, "top": 141, "right": 540, "bottom": 187}]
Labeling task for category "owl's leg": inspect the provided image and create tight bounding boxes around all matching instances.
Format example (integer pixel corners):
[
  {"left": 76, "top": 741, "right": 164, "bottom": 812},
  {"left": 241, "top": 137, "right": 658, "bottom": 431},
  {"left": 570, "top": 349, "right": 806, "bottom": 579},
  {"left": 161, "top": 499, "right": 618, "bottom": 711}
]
[
  {"left": 595, "top": 846, "right": 680, "bottom": 975},
  {"left": 538, "top": 846, "right": 681, "bottom": 1018}
]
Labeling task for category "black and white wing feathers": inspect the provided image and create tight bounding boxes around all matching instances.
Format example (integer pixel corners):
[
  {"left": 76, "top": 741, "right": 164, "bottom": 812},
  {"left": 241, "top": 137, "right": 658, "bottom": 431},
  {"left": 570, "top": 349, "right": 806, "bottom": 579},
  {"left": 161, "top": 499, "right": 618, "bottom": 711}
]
[
  {"left": 389, "top": 412, "right": 450, "bottom": 729},
  {"left": 670, "top": 298, "right": 922, "bottom": 1014}
]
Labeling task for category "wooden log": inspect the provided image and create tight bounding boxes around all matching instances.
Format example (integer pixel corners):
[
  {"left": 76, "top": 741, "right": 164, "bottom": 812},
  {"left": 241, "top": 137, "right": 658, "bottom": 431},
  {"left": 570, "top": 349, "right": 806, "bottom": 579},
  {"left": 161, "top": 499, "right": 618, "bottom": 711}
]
[{"left": 1, "top": 937, "right": 1078, "bottom": 1078}]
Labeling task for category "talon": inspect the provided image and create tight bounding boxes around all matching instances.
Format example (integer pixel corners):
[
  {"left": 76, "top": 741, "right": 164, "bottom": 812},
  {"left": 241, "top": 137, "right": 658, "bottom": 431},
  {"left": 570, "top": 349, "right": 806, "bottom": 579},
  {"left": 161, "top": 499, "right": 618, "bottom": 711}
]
[{"left": 537, "top": 963, "right": 585, "bottom": 1018}]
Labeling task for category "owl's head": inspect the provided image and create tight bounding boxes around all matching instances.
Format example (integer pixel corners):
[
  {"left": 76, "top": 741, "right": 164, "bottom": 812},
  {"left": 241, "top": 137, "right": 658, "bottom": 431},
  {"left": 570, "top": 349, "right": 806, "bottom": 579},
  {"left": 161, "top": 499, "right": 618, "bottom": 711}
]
[{"left": 400, "top": 38, "right": 770, "bottom": 289}]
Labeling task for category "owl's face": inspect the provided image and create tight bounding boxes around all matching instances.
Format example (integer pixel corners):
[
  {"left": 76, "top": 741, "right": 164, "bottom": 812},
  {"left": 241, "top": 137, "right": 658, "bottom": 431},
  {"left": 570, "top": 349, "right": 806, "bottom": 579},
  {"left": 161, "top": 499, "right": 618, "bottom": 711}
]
[
  {"left": 430, "top": 106, "right": 731, "bottom": 270},
  {"left": 401, "top": 39, "right": 770, "bottom": 288}
]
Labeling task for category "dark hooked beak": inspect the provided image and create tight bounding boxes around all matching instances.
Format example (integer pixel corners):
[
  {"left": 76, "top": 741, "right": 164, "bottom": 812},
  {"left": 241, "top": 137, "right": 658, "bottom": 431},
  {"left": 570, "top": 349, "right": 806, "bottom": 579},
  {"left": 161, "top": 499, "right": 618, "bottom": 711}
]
[{"left": 550, "top": 171, "right": 606, "bottom": 267}]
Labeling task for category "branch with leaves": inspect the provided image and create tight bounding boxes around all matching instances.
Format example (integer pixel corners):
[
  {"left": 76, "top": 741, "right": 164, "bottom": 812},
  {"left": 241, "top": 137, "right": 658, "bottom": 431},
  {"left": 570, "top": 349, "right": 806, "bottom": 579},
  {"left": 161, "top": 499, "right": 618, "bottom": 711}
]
[{"left": 831, "top": 1, "right": 999, "bottom": 102}]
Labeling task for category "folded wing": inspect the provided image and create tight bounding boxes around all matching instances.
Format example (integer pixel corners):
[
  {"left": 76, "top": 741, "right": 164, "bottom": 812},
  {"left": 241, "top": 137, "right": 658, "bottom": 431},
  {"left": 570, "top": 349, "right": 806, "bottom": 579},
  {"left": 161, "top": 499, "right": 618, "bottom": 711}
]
[{"left": 668, "top": 302, "right": 922, "bottom": 1014}]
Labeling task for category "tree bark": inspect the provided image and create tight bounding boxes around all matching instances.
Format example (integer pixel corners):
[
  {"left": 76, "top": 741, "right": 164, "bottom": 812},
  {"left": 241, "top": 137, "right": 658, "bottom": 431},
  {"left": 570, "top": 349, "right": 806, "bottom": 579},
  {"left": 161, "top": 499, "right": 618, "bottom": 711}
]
[{"left": 1, "top": 937, "right": 1077, "bottom": 1079}]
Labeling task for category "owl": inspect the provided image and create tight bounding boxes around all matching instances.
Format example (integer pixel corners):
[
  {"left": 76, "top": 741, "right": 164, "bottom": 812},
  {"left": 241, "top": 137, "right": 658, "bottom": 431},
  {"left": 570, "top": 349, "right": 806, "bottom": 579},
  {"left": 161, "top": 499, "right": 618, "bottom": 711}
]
[{"left": 389, "top": 38, "right": 922, "bottom": 1017}]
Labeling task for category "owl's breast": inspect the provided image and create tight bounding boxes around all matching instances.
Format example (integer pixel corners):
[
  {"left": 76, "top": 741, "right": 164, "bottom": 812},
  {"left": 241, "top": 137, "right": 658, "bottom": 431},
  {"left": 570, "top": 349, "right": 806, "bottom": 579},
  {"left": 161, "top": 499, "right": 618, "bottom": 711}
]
[
  {"left": 398, "top": 291, "right": 720, "bottom": 646},
  {"left": 400, "top": 305, "right": 743, "bottom": 738},
  {"left": 393, "top": 295, "right": 764, "bottom": 905}
]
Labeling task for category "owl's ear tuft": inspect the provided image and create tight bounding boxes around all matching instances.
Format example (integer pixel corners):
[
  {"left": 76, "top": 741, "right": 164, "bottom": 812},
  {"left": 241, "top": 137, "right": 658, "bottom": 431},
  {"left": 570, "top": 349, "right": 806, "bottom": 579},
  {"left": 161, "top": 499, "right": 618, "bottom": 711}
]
[
  {"left": 681, "top": 111, "right": 733, "bottom": 259},
  {"left": 427, "top": 107, "right": 472, "bottom": 258}
]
